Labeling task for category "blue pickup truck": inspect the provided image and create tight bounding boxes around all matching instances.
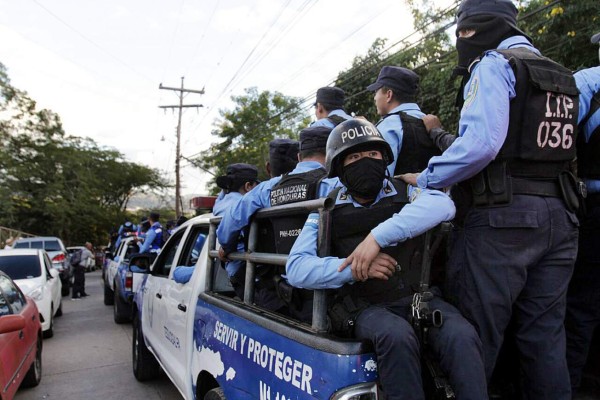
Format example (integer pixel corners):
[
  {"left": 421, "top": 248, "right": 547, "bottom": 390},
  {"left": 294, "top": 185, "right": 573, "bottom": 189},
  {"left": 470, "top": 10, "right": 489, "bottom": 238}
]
[{"left": 103, "top": 236, "right": 146, "bottom": 323}]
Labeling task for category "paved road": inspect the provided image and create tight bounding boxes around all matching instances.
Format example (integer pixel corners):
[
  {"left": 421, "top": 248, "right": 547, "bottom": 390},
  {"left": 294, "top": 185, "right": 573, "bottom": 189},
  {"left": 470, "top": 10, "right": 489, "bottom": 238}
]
[{"left": 15, "top": 270, "right": 182, "bottom": 400}]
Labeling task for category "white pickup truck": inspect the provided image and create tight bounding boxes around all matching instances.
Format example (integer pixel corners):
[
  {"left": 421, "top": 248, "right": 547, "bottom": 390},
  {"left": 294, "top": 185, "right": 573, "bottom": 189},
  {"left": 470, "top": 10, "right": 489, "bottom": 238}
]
[{"left": 130, "top": 199, "right": 393, "bottom": 400}]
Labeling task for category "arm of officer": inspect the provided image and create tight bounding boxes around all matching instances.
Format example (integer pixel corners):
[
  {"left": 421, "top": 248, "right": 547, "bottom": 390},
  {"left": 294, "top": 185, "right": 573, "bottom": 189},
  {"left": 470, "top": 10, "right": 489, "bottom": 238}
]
[
  {"left": 339, "top": 186, "right": 455, "bottom": 281},
  {"left": 139, "top": 229, "right": 155, "bottom": 253},
  {"left": 216, "top": 181, "right": 273, "bottom": 255},
  {"left": 423, "top": 114, "right": 457, "bottom": 152},
  {"left": 416, "top": 54, "right": 515, "bottom": 190}
]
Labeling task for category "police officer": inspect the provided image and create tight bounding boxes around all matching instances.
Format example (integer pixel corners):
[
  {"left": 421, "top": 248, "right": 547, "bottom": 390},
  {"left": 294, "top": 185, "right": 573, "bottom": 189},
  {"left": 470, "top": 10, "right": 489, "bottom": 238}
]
[
  {"left": 217, "top": 126, "right": 340, "bottom": 315},
  {"left": 286, "top": 119, "right": 486, "bottom": 400},
  {"left": 137, "top": 212, "right": 164, "bottom": 254},
  {"left": 212, "top": 163, "right": 260, "bottom": 295},
  {"left": 311, "top": 87, "right": 352, "bottom": 128},
  {"left": 565, "top": 32, "right": 600, "bottom": 396},
  {"left": 389, "top": 1, "right": 580, "bottom": 397},
  {"left": 265, "top": 138, "right": 299, "bottom": 178},
  {"left": 115, "top": 219, "right": 136, "bottom": 249},
  {"left": 367, "top": 66, "right": 440, "bottom": 176}
]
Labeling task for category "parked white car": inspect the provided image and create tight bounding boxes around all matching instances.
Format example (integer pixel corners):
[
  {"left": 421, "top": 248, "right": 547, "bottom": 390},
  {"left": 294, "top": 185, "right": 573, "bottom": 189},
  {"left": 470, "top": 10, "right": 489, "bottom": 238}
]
[{"left": 0, "top": 249, "right": 63, "bottom": 338}]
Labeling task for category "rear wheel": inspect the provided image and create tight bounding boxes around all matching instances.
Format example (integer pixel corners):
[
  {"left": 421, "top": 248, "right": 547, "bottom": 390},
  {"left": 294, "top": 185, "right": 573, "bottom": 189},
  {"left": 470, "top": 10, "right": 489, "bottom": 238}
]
[
  {"left": 204, "top": 387, "right": 226, "bottom": 400},
  {"left": 21, "top": 334, "right": 42, "bottom": 388},
  {"left": 113, "top": 284, "right": 130, "bottom": 324},
  {"left": 132, "top": 314, "right": 160, "bottom": 381},
  {"left": 104, "top": 283, "right": 114, "bottom": 306},
  {"left": 55, "top": 301, "right": 63, "bottom": 317}
]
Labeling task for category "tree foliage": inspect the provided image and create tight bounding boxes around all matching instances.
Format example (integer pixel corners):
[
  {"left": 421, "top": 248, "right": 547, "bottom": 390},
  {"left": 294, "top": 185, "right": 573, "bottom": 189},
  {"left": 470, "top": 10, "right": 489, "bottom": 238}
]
[
  {"left": 194, "top": 87, "right": 310, "bottom": 193},
  {"left": 0, "top": 62, "right": 168, "bottom": 245}
]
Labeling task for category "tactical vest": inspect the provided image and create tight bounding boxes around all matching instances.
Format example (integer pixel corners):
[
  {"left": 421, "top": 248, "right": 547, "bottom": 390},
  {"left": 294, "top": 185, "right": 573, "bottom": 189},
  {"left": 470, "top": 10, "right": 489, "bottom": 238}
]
[
  {"left": 576, "top": 90, "right": 600, "bottom": 179},
  {"left": 327, "top": 114, "right": 348, "bottom": 127},
  {"left": 493, "top": 47, "right": 579, "bottom": 178},
  {"left": 258, "top": 168, "right": 327, "bottom": 254},
  {"left": 330, "top": 179, "right": 425, "bottom": 304},
  {"left": 379, "top": 111, "right": 441, "bottom": 176}
]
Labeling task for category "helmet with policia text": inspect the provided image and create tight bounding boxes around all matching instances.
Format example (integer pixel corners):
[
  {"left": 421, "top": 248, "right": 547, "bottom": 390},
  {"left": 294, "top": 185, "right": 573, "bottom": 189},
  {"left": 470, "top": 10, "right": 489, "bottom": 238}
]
[{"left": 325, "top": 118, "right": 393, "bottom": 178}]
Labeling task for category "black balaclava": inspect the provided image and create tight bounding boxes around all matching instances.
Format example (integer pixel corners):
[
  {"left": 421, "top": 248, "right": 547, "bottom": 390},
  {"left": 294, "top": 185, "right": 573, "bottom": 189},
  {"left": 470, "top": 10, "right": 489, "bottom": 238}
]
[
  {"left": 341, "top": 157, "right": 388, "bottom": 200},
  {"left": 456, "top": 15, "right": 518, "bottom": 69}
]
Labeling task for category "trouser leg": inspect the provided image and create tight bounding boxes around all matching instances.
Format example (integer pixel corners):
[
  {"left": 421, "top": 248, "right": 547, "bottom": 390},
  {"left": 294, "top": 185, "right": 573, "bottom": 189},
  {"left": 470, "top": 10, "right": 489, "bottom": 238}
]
[{"left": 354, "top": 304, "right": 423, "bottom": 400}]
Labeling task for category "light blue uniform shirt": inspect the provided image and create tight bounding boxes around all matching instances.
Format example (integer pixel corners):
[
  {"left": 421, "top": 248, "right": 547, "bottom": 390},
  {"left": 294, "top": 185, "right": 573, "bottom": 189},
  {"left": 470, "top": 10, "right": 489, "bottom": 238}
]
[
  {"left": 575, "top": 66, "right": 600, "bottom": 193},
  {"left": 377, "top": 103, "right": 425, "bottom": 175},
  {"left": 217, "top": 161, "right": 341, "bottom": 254},
  {"left": 311, "top": 109, "right": 353, "bottom": 128},
  {"left": 417, "top": 36, "right": 538, "bottom": 190},
  {"left": 138, "top": 222, "right": 161, "bottom": 253},
  {"left": 213, "top": 191, "right": 245, "bottom": 277},
  {"left": 286, "top": 181, "right": 455, "bottom": 289}
]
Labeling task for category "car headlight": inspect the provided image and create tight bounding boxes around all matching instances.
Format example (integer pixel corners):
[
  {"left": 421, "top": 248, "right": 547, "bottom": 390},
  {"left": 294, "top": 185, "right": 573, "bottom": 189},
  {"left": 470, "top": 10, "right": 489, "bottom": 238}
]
[
  {"left": 28, "top": 286, "right": 44, "bottom": 301},
  {"left": 330, "top": 382, "right": 378, "bottom": 400}
]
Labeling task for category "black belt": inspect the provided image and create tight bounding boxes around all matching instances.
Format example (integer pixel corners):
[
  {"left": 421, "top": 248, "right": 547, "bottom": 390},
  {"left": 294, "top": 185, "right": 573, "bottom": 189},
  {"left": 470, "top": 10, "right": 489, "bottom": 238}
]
[{"left": 512, "top": 178, "right": 561, "bottom": 197}]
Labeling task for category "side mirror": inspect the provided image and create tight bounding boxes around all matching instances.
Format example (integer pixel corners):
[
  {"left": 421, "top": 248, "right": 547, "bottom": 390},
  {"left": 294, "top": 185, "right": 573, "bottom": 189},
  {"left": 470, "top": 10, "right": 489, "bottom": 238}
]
[
  {"left": 49, "top": 268, "right": 59, "bottom": 279},
  {"left": 0, "top": 314, "right": 26, "bottom": 334},
  {"left": 128, "top": 254, "right": 152, "bottom": 273}
]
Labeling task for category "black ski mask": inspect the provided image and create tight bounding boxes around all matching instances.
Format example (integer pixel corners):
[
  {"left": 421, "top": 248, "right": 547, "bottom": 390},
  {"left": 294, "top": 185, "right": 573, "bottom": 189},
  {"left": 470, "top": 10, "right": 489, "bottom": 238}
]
[
  {"left": 341, "top": 157, "right": 388, "bottom": 199},
  {"left": 456, "top": 15, "right": 518, "bottom": 69}
]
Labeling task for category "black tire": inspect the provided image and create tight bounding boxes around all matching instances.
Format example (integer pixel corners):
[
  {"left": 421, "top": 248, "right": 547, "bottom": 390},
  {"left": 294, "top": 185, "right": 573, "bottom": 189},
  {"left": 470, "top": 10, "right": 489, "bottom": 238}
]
[
  {"left": 132, "top": 314, "right": 160, "bottom": 381},
  {"left": 55, "top": 301, "right": 63, "bottom": 317},
  {"left": 21, "top": 334, "right": 42, "bottom": 388},
  {"left": 113, "top": 284, "right": 130, "bottom": 324},
  {"left": 43, "top": 307, "right": 54, "bottom": 339},
  {"left": 104, "top": 283, "right": 114, "bottom": 306},
  {"left": 61, "top": 283, "right": 70, "bottom": 297},
  {"left": 204, "top": 387, "right": 226, "bottom": 400}
]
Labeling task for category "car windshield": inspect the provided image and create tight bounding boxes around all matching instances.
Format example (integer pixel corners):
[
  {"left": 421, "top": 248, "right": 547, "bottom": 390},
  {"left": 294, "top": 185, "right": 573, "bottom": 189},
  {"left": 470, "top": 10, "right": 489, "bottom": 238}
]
[{"left": 0, "top": 255, "right": 41, "bottom": 279}]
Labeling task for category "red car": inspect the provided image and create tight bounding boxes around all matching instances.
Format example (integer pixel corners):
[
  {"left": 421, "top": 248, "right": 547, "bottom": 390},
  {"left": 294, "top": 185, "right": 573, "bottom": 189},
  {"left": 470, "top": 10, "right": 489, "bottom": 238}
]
[{"left": 0, "top": 271, "right": 42, "bottom": 400}]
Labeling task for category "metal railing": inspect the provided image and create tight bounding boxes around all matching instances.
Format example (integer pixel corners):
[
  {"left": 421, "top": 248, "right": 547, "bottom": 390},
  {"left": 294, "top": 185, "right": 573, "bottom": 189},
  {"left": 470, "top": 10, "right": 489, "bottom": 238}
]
[{"left": 0, "top": 226, "right": 35, "bottom": 248}]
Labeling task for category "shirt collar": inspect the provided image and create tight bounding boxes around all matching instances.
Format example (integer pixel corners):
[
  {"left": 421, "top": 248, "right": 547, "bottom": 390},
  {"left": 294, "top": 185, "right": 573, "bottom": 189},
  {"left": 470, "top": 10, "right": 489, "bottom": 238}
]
[{"left": 498, "top": 35, "right": 540, "bottom": 55}]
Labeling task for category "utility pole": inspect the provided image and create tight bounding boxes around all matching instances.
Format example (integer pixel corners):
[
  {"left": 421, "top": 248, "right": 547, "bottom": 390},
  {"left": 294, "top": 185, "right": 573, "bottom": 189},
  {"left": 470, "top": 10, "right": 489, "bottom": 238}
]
[{"left": 159, "top": 77, "right": 204, "bottom": 217}]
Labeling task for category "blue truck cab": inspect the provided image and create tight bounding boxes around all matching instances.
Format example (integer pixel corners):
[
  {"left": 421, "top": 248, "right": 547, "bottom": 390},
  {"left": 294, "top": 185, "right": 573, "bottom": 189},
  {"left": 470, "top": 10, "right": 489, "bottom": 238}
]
[{"left": 131, "top": 198, "right": 381, "bottom": 399}]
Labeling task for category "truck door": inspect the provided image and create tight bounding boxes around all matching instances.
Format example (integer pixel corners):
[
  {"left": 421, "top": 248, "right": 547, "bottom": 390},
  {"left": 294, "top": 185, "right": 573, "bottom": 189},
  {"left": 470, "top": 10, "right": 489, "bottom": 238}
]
[
  {"left": 141, "top": 228, "right": 187, "bottom": 374},
  {"left": 162, "top": 225, "right": 209, "bottom": 393}
]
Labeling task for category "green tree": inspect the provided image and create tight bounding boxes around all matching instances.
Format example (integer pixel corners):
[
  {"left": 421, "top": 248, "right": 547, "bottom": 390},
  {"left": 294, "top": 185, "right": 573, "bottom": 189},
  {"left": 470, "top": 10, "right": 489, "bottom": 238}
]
[
  {"left": 194, "top": 87, "right": 310, "bottom": 193},
  {"left": 0, "top": 62, "right": 169, "bottom": 245}
]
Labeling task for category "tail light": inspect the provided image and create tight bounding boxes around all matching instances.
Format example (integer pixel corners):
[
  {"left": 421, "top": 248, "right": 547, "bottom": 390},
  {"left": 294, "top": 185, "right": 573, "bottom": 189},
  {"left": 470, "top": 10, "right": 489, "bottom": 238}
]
[
  {"left": 125, "top": 271, "right": 133, "bottom": 291},
  {"left": 52, "top": 253, "right": 66, "bottom": 264}
]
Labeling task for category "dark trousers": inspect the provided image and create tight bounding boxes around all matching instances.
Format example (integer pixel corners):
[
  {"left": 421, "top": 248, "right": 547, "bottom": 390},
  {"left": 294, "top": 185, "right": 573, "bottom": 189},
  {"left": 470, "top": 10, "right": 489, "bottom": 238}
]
[
  {"left": 354, "top": 293, "right": 487, "bottom": 400},
  {"left": 446, "top": 195, "right": 578, "bottom": 399},
  {"left": 72, "top": 265, "right": 85, "bottom": 298},
  {"left": 565, "top": 203, "right": 600, "bottom": 390}
]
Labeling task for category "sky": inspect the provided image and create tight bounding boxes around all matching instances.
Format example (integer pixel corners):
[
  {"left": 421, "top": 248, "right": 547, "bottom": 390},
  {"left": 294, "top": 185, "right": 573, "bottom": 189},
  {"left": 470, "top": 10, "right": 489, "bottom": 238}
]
[{"left": 0, "top": 0, "right": 449, "bottom": 199}]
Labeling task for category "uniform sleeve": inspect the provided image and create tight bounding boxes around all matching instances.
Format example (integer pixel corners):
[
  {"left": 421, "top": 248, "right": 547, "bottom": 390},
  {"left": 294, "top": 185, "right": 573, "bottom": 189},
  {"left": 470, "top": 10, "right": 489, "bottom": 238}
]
[
  {"left": 417, "top": 53, "right": 516, "bottom": 189},
  {"left": 378, "top": 115, "right": 403, "bottom": 176},
  {"left": 216, "top": 181, "right": 274, "bottom": 254},
  {"left": 574, "top": 67, "right": 600, "bottom": 141},
  {"left": 371, "top": 186, "right": 455, "bottom": 248},
  {"left": 139, "top": 229, "right": 155, "bottom": 253},
  {"left": 286, "top": 212, "right": 353, "bottom": 289}
]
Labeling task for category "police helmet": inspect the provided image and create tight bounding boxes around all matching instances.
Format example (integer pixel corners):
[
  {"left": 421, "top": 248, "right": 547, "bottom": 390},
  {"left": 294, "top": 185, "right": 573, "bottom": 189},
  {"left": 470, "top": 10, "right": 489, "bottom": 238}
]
[{"left": 325, "top": 119, "right": 393, "bottom": 178}]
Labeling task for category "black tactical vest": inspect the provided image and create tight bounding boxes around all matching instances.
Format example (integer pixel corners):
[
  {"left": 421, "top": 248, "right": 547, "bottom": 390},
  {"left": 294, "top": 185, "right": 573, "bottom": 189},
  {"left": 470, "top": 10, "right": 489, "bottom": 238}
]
[
  {"left": 327, "top": 114, "right": 348, "bottom": 127},
  {"left": 378, "top": 111, "right": 441, "bottom": 176},
  {"left": 257, "top": 168, "right": 327, "bottom": 254},
  {"left": 330, "top": 179, "right": 425, "bottom": 304},
  {"left": 494, "top": 48, "right": 580, "bottom": 178},
  {"left": 576, "top": 91, "right": 600, "bottom": 179}
]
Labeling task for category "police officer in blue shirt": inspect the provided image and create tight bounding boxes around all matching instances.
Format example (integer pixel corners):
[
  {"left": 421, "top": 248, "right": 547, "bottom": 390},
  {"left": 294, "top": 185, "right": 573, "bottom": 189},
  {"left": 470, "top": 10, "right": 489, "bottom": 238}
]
[
  {"left": 115, "top": 219, "right": 136, "bottom": 249},
  {"left": 217, "top": 126, "right": 340, "bottom": 314},
  {"left": 265, "top": 138, "right": 299, "bottom": 178},
  {"left": 212, "top": 163, "right": 260, "bottom": 295},
  {"left": 391, "top": 1, "right": 580, "bottom": 397},
  {"left": 286, "top": 119, "right": 486, "bottom": 400},
  {"left": 311, "top": 87, "right": 352, "bottom": 128},
  {"left": 137, "top": 212, "right": 164, "bottom": 254},
  {"left": 367, "top": 66, "right": 441, "bottom": 176},
  {"left": 565, "top": 32, "right": 600, "bottom": 396}
]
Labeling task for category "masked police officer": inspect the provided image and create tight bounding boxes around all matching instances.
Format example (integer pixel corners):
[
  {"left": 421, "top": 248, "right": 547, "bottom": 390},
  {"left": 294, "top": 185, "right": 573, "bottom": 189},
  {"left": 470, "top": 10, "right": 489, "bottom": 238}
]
[
  {"left": 265, "top": 138, "right": 300, "bottom": 178},
  {"left": 367, "top": 66, "right": 440, "bottom": 176},
  {"left": 565, "top": 32, "right": 600, "bottom": 397},
  {"left": 286, "top": 119, "right": 486, "bottom": 400},
  {"left": 385, "top": 1, "right": 579, "bottom": 398},
  {"left": 217, "top": 126, "right": 340, "bottom": 315},
  {"left": 311, "top": 87, "right": 352, "bottom": 128}
]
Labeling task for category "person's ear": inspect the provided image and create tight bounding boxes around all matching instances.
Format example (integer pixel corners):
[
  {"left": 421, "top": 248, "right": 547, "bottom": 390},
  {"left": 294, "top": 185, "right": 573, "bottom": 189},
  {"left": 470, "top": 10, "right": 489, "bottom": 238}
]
[{"left": 265, "top": 161, "right": 272, "bottom": 177}]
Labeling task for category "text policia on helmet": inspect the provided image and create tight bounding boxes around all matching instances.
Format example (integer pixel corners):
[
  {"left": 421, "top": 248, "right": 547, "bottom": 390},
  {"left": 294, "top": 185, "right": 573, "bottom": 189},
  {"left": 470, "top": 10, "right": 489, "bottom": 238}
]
[{"left": 340, "top": 123, "right": 381, "bottom": 143}]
